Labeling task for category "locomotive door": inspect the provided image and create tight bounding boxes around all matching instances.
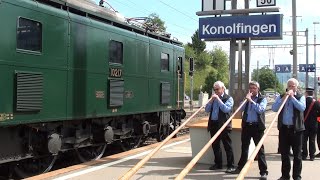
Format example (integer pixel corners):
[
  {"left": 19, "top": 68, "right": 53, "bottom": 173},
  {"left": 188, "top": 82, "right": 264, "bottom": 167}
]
[{"left": 176, "top": 56, "right": 184, "bottom": 108}]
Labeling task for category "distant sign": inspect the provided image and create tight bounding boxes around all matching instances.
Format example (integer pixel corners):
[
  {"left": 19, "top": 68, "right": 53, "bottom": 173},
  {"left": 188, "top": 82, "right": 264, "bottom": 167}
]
[
  {"left": 199, "top": 14, "right": 282, "bottom": 40},
  {"left": 275, "top": 64, "right": 291, "bottom": 73},
  {"left": 257, "top": 0, "right": 276, "bottom": 7},
  {"left": 299, "top": 64, "right": 315, "bottom": 72},
  {"left": 202, "top": 0, "right": 225, "bottom": 11}
]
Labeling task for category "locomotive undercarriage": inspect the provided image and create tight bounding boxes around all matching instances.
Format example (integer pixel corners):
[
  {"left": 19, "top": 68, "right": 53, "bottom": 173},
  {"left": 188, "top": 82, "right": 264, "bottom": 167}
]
[{"left": 0, "top": 110, "right": 183, "bottom": 178}]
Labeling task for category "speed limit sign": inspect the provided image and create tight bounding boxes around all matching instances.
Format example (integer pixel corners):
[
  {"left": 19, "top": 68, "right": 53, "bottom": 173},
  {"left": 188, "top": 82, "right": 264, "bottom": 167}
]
[{"left": 257, "top": 0, "right": 276, "bottom": 7}]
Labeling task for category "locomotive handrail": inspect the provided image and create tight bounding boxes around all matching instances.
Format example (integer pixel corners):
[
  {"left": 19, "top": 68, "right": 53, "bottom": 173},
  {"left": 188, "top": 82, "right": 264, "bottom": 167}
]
[
  {"left": 236, "top": 95, "right": 289, "bottom": 180},
  {"left": 174, "top": 99, "right": 248, "bottom": 180},
  {"left": 119, "top": 97, "right": 213, "bottom": 180}
]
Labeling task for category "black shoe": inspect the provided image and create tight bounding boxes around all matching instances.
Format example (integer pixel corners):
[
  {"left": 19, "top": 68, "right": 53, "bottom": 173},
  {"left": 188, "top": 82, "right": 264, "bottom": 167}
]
[
  {"left": 231, "top": 168, "right": 241, "bottom": 174},
  {"left": 310, "top": 157, "right": 315, "bottom": 161},
  {"left": 277, "top": 177, "right": 290, "bottom": 180},
  {"left": 302, "top": 156, "right": 307, "bottom": 160},
  {"left": 316, "top": 153, "right": 320, "bottom": 157},
  {"left": 209, "top": 164, "right": 222, "bottom": 170},
  {"left": 225, "top": 167, "right": 236, "bottom": 173},
  {"left": 260, "top": 173, "right": 267, "bottom": 180}
]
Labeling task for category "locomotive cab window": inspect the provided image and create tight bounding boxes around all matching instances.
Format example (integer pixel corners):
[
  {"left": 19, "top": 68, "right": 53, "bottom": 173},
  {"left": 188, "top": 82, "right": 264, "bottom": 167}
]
[
  {"left": 109, "top": 40, "right": 123, "bottom": 64},
  {"left": 177, "top": 56, "right": 183, "bottom": 77},
  {"left": 17, "top": 17, "right": 42, "bottom": 52},
  {"left": 161, "top": 53, "right": 169, "bottom": 71}
]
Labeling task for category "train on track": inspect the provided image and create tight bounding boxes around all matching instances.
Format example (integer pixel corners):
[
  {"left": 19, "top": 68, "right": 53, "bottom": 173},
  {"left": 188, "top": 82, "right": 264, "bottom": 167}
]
[{"left": 0, "top": 0, "right": 186, "bottom": 177}]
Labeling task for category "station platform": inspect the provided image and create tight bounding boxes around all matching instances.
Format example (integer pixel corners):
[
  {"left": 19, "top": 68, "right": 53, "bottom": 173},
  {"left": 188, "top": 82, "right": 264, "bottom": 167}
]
[{"left": 28, "top": 112, "right": 320, "bottom": 180}]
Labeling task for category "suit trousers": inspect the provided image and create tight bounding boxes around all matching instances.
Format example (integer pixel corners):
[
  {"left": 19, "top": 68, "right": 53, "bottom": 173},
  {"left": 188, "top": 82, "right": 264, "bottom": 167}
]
[
  {"left": 279, "top": 126, "right": 303, "bottom": 180},
  {"left": 302, "top": 127, "right": 317, "bottom": 158},
  {"left": 237, "top": 125, "right": 268, "bottom": 175},
  {"left": 209, "top": 122, "right": 234, "bottom": 168}
]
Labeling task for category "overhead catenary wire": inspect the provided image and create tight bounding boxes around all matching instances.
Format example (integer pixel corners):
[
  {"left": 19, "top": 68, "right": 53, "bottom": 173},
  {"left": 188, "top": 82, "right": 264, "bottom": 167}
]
[
  {"left": 106, "top": 0, "right": 196, "bottom": 39},
  {"left": 158, "top": 0, "right": 198, "bottom": 22}
]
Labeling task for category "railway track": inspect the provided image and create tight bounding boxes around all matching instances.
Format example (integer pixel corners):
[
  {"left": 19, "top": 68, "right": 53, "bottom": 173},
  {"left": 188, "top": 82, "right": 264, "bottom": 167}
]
[{"left": 2, "top": 104, "right": 272, "bottom": 179}]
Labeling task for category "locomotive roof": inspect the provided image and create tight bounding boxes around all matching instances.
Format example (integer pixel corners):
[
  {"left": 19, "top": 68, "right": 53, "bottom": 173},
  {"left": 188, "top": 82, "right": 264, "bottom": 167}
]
[{"left": 38, "top": 0, "right": 183, "bottom": 46}]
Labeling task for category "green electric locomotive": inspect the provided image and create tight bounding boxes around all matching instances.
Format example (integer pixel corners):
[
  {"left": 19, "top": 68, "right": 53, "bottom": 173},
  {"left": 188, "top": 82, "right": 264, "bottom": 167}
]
[{"left": 0, "top": 0, "right": 185, "bottom": 177}]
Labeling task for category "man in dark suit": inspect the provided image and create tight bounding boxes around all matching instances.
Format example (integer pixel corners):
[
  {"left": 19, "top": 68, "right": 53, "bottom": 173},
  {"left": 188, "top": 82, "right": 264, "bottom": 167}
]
[
  {"left": 302, "top": 87, "right": 320, "bottom": 161},
  {"left": 205, "top": 81, "right": 235, "bottom": 173},
  {"left": 231, "top": 81, "right": 268, "bottom": 179}
]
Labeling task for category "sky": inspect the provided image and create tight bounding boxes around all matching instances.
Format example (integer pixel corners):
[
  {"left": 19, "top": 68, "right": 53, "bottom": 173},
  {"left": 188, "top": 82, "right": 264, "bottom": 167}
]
[{"left": 93, "top": 0, "right": 320, "bottom": 76}]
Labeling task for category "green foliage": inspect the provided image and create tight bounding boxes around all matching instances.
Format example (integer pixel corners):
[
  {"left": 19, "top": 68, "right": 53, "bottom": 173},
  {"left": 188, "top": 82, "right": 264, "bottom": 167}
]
[
  {"left": 184, "top": 45, "right": 195, "bottom": 61},
  {"left": 144, "top": 13, "right": 166, "bottom": 33},
  {"left": 184, "top": 65, "right": 212, "bottom": 100},
  {"left": 252, "top": 66, "right": 283, "bottom": 93},
  {"left": 184, "top": 43, "right": 230, "bottom": 99},
  {"left": 187, "top": 30, "right": 206, "bottom": 55},
  {"left": 195, "top": 51, "right": 212, "bottom": 70},
  {"left": 209, "top": 47, "right": 229, "bottom": 84},
  {"left": 202, "top": 68, "right": 218, "bottom": 95}
]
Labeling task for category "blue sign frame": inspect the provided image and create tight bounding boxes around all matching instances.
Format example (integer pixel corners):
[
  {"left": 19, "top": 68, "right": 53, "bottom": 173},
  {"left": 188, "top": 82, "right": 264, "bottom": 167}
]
[
  {"left": 299, "top": 64, "right": 315, "bottom": 72},
  {"left": 199, "top": 14, "right": 282, "bottom": 40},
  {"left": 275, "top": 64, "right": 291, "bottom": 73}
]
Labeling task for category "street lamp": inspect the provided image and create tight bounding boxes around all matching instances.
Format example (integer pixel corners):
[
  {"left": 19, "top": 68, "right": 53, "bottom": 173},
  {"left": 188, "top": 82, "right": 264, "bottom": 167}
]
[{"left": 313, "top": 21, "right": 319, "bottom": 98}]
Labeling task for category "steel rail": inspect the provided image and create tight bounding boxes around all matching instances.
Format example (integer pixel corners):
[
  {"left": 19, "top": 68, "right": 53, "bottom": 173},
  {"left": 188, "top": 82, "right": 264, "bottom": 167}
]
[{"left": 118, "top": 98, "right": 212, "bottom": 180}]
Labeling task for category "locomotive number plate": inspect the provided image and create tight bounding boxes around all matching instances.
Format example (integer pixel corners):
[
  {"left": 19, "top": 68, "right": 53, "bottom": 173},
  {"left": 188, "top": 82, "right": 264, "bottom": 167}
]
[{"left": 110, "top": 68, "right": 122, "bottom": 78}]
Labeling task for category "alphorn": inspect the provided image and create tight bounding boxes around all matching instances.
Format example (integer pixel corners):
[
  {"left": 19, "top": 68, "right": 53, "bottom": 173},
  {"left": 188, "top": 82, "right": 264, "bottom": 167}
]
[
  {"left": 175, "top": 99, "right": 248, "bottom": 180},
  {"left": 236, "top": 95, "right": 289, "bottom": 180},
  {"left": 119, "top": 98, "right": 213, "bottom": 180}
]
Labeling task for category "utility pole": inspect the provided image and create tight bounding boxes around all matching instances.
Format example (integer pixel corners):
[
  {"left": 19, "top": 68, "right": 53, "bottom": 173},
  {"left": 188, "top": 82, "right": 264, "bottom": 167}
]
[
  {"left": 306, "top": 28, "right": 309, "bottom": 88},
  {"left": 257, "top": 60, "right": 259, "bottom": 82},
  {"left": 314, "top": 22, "right": 319, "bottom": 98},
  {"left": 292, "top": 0, "right": 297, "bottom": 79}
]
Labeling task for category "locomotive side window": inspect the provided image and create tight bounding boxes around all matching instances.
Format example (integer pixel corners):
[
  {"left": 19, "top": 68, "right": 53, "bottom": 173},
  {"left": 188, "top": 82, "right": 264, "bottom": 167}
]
[
  {"left": 177, "top": 56, "right": 183, "bottom": 77},
  {"left": 17, "top": 17, "right": 42, "bottom": 52},
  {"left": 161, "top": 53, "right": 169, "bottom": 71},
  {"left": 109, "top": 40, "right": 123, "bottom": 64}
]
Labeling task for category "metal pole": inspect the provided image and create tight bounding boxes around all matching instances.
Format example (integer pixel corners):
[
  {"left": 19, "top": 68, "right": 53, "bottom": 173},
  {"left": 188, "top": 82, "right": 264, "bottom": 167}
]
[
  {"left": 314, "top": 22, "right": 319, "bottom": 98},
  {"left": 306, "top": 28, "right": 309, "bottom": 88},
  {"left": 190, "top": 76, "right": 194, "bottom": 111},
  {"left": 257, "top": 60, "right": 259, "bottom": 82},
  {"left": 238, "top": 40, "right": 243, "bottom": 90},
  {"left": 292, "top": 0, "right": 297, "bottom": 79}
]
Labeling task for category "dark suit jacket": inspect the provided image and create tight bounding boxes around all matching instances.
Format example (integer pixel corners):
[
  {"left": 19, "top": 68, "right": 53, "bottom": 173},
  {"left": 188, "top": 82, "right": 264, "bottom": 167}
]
[{"left": 304, "top": 96, "right": 320, "bottom": 131}]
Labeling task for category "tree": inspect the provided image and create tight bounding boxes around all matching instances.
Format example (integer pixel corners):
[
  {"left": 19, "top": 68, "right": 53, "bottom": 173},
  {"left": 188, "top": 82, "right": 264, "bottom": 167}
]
[
  {"left": 184, "top": 45, "right": 196, "bottom": 62},
  {"left": 188, "top": 30, "right": 206, "bottom": 55},
  {"left": 202, "top": 47, "right": 230, "bottom": 94},
  {"left": 209, "top": 47, "right": 229, "bottom": 81},
  {"left": 144, "top": 13, "right": 166, "bottom": 33},
  {"left": 252, "top": 66, "right": 283, "bottom": 93},
  {"left": 202, "top": 68, "right": 219, "bottom": 94},
  {"left": 195, "top": 51, "right": 212, "bottom": 70}
]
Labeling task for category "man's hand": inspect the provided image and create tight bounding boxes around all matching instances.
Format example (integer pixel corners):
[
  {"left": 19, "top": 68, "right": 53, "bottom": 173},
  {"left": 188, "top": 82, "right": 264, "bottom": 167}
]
[
  {"left": 211, "top": 94, "right": 219, "bottom": 100},
  {"left": 286, "top": 89, "right": 294, "bottom": 97},
  {"left": 246, "top": 91, "right": 253, "bottom": 103}
]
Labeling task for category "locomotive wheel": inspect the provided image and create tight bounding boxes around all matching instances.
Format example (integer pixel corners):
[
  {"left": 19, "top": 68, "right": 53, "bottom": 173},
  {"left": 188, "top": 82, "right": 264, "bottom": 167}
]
[
  {"left": 14, "top": 155, "right": 57, "bottom": 178},
  {"left": 156, "top": 124, "right": 170, "bottom": 142},
  {"left": 119, "top": 136, "right": 143, "bottom": 151},
  {"left": 75, "top": 143, "right": 107, "bottom": 163}
]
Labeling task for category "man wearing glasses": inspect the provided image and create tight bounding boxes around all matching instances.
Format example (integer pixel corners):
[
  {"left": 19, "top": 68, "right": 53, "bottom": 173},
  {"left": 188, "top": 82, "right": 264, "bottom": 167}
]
[{"left": 205, "top": 81, "right": 235, "bottom": 173}]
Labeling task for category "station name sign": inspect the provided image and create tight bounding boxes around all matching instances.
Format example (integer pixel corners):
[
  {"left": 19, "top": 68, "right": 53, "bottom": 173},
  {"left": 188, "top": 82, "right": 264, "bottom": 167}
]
[{"left": 199, "top": 14, "right": 282, "bottom": 40}]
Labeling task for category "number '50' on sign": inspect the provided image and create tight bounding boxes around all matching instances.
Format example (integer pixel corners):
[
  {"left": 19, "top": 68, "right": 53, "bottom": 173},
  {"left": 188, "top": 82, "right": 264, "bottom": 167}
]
[{"left": 257, "top": 0, "right": 276, "bottom": 7}]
